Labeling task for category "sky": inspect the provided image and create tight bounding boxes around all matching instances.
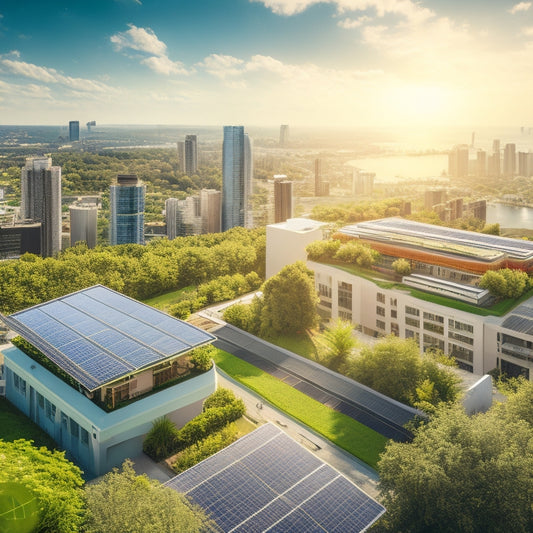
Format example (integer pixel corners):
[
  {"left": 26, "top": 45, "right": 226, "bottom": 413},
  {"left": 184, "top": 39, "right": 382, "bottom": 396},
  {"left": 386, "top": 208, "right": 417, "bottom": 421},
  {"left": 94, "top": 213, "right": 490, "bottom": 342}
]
[{"left": 1, "top": 0, "right": 533, "bottom": 128}]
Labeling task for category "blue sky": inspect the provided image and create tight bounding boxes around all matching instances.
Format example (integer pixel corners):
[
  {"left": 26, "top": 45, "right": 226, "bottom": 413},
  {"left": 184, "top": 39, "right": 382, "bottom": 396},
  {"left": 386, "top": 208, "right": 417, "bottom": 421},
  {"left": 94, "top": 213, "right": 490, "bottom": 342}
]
[{"left": 1, "top": 0, "right": 533, "bottom": 127}]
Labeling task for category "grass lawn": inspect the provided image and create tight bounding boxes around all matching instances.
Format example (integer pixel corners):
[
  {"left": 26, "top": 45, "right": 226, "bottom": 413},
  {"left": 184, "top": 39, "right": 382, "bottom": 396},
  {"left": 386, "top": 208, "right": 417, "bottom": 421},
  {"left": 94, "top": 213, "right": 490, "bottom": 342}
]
[
  {"left": 263, "top": 331, "right": 318, "bottom": 360},
  {"left": 142, "top": 286, "right": 197, "bottom": 310},
  {"left": 0, "top": 398, "right": 57, "bottom": 449},
  {"left": 213, "top": 350, "right": 388, "bottom": 469}
]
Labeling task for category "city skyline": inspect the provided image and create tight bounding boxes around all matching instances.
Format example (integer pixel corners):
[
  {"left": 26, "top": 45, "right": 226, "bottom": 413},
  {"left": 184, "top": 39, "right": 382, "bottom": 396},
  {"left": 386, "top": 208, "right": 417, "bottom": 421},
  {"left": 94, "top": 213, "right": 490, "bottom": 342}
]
[{"left": 2, "top": 1, "right": 533, "bottom": 128}]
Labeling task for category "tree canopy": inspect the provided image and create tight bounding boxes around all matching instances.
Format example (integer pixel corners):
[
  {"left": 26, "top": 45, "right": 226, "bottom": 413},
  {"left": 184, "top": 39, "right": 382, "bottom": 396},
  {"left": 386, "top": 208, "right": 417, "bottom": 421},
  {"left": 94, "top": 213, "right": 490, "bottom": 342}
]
[
  {"left": 315, "top": 319, "right": 358, "bottom": 373},
  {"left": 479, "top": 268, "right": 531, "bottom": 299},
  {"left": 83, "top": 460, "right": 215, "bottom": 533},
  {"left": 376, "top": 399, "right": 533, "bottom": 533},
  {"left": 0, "top": 439, "right": 85, "bottom": 533}
]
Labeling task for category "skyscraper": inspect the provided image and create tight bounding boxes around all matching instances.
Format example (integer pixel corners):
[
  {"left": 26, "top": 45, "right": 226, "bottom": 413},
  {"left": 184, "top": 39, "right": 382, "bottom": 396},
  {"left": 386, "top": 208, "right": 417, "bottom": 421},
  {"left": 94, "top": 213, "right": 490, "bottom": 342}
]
[
  {"left": 110, "top": 174, "right": 145, "bottom": 245},
  {"left": 21, "top": 157, "right": 62, "bottom": 257},
  {"left": 70, "top": 204, "right": 97, "bottom": 248},
  {"left": 184, "top": 135, "right": 198, "bottom": 176},
  {"left": 69, "top": 121, "right": 80, "bottom": 142},
  {"left": 274, "top": 177, "right": 293, "bottom": 223},
  {"left": 503, "top": 143, "right": 516, "bottom": 177},
  {"left": 200, "top": 189, "right": 221, "bottom": 234},
  {"left": 448, "top": 145, "right": 469, "bottom": 177},
  {"left": 222, "top": 126, "right": 253, "bottom": 231},
  {"left": 279, "top": 125, "right": 289, "bottom": 147},
  {"left": 177, "top": 141, "right": 185, "bottom": 172}
]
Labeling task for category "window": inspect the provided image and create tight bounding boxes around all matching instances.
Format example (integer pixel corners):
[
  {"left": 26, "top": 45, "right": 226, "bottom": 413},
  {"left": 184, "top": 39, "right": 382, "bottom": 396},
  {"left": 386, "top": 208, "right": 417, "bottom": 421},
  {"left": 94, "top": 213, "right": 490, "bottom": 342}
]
[
  {"left": 423, "top": 312, "right": 444, "bottom": 323},
  {"left": 423, "top": 334, "right": 444, "bottom": 351},
  {"left": 391, "top": 309, "right": 397, "bottom": 319},
  {"left": 405, "top": 306, "right": 420, "bottom": 317},
  {"left": 318, "top": 283, "right": 332, "bottom": 298},
  {"left": 37, "top": 392, "right": 45, "bottom": 409},
  {"left": 448, "top": 343, "right": 474, "bottom": 363},
  {"left": 390, "top": 298, "right": 397, "bottom": 307},
  {"left": 377, "top": 292, "right": 385, "bottom": 304},
  {"left": 448, "top": 331, "right": 474, "bottom": 346},
  {"left": 13, "top": 373, "right": 26, "bottom": 396},
  {"left": 406, "top": 329, "right": 420, "bottom": 342},
  {"left": 376, "top": 319, "right": 386, "bottom": 330},
  {"left": 448, "top": 319, "right": 473, "bottom": 334},
  {"left": 338, "top": 282, "right": 352, "bottom": 310},
  {"left": 339, "top": 310, "right": 352, "bottom": 321},
  {"left": 391, "top": 323, "right": 399, "bottom": 336},
  {"left": 424, "top": 322, "right": 444, "bottom": 335},
  {"left": 376, "top": 306, "right": 386, "bottom": 317},
  {"left": 70, "top": 419, "right": 79, "bottom": 439},
  {"left": 45, "top": 400, "right": 56, "bottom": 422},
  {"left": 319, "top": 300, "right": 332, "bottom": 308},
  {"left": 405, "top": 317, "right": 420, "bottom": 328},
  {"left": 81, "top": 428, "right": 89, "bottom": 446}
]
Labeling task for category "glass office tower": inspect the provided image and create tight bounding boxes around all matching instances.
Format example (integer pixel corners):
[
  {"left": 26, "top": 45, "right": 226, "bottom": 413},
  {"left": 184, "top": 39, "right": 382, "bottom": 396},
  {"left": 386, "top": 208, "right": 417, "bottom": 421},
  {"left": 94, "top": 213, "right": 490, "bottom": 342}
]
[{"left": 110, "top": 174, "right": 146, "bottom": 245}]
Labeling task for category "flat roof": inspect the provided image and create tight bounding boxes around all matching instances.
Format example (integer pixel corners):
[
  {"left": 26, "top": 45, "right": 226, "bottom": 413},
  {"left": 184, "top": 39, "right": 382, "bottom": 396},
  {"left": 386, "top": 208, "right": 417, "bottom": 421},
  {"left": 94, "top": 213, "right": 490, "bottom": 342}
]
[
  {"left": 166, "top": 423, "right": 385, "bottom": 532},
  {"left": 2, "top": 285, "right": 215, "bottom": 391},
  {"left": 340, "top": 218, "right": 533, "bottom": 262},
  {"left": 268, "top": 217, "right": 327, "bottom": 233}
]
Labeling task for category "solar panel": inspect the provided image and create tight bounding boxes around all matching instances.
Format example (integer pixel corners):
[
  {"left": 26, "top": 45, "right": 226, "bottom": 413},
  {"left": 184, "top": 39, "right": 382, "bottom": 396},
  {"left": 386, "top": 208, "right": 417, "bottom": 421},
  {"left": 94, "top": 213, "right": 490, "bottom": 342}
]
[
  {"left": 5, "top": 285, "right": 216, "bottom": 391},
  {"left": 166, "top": 424, "right": 385, "bottom": 533}
]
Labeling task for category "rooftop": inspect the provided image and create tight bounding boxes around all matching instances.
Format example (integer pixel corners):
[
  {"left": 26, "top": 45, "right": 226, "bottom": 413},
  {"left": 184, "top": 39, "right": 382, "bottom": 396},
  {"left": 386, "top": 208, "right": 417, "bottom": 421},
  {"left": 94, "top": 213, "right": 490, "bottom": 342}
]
[
  {"left": 268, "top": 217, "right": 327, "bottom": 233},
  {"left": 2, "top": 285, "right": 215, "bottom": 391}
]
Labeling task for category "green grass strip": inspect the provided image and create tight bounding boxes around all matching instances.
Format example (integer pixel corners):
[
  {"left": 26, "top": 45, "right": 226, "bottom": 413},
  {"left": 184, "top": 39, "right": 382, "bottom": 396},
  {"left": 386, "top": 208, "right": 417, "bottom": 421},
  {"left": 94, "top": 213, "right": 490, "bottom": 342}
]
[
  {"left": 213, "top": 350, "right": 387, "bottom": 469},
  {"left": 142, "top": 286, "right": 197, "bottom": 310}
]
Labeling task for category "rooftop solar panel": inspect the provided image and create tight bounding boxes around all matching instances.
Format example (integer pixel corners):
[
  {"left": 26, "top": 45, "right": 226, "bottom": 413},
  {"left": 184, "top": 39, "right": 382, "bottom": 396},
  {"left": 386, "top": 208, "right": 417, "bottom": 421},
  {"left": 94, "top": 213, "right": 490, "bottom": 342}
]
[
  {"left": 5, "top": 285, "right": 215, "bottom": 391},
  {"left": 166, "top": 424, "right": 385, "bottom": 533}
]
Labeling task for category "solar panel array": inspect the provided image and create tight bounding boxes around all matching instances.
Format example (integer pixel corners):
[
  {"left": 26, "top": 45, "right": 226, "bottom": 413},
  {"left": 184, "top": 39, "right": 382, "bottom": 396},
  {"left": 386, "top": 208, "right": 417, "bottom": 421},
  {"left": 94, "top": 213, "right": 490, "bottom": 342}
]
[
  {"left": 341, "top": 218, "right": 533, "bottom": 260},
  {"left": 5, "top": 285, "right": 215, "bottom": 390},
  {"left": 166, "top": 423, "right": 385, "bottom": 532}
]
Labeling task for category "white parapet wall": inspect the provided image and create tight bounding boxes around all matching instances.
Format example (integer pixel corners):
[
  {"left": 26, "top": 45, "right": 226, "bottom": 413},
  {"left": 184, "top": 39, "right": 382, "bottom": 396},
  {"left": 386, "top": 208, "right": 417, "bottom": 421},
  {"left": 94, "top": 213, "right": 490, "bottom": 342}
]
[{"left": 462, "top": 374, "right": 493, "bottom": 414}]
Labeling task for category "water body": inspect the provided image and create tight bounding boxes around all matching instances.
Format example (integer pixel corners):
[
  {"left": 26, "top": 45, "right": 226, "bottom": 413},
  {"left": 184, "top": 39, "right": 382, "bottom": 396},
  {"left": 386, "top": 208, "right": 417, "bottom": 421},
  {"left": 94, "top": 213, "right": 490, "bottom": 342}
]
[
  {"left": 486, "top": 203, "right": 533, "bottom": 229},
  {"left": 347, "top": 154, "right": 448, "bottom": 182}
]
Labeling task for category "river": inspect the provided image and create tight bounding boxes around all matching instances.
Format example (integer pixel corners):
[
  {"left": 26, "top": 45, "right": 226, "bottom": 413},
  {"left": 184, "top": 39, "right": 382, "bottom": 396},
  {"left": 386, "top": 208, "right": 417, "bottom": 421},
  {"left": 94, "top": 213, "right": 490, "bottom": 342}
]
[{"left": 486, "top": 203, "right": 533, "bottom": 229}]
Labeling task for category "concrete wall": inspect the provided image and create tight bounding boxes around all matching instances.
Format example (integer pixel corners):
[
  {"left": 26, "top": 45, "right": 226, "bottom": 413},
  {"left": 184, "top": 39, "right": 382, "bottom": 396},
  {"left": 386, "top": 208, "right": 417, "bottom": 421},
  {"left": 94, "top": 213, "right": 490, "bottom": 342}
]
[{"left": 462, "top": 375, "right": 493, "bottom": 414}]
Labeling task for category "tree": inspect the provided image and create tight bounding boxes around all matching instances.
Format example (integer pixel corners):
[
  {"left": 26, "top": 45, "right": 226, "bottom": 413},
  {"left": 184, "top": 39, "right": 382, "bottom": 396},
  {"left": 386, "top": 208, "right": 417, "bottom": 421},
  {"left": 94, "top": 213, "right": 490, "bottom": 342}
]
[
  {"left": 315, "top": 319, "right": 358, "bottom": 373},
  {"left": 189, "top": 345, "right": 215, "bottom": 372},
  {"left": 259, "top": 261, "right": 319, "bottom": 335},
  {"left": 479, "top": 268, "right": 531, "bottom": 299},
  {"left": 391, "top": 258, "right": 411, "bottom": 276},
  {"left": 376, "top": 405, "right": 533, "bottom": 533},
  {"left": 0, "top": 439, "right": 85, "bottom": 533},
  {"left": 84, "top": 460, "right": 215, "bottom": 533}
]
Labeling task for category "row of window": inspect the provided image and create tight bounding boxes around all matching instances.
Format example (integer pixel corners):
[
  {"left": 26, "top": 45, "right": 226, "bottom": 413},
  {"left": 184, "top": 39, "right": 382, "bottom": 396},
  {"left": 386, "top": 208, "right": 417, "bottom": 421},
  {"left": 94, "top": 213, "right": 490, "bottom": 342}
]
[
  {"left": 62, "top": 413, "right": 90, "bottom": 446},
  {"left": 423, "top": 312, "right": 444, "bottom": 324},
  {"left": 37, "top": 392, "right": 56, "bottom": 422},
  {"left": 13, "top": 373, "right": 26, "bottom": 396}
]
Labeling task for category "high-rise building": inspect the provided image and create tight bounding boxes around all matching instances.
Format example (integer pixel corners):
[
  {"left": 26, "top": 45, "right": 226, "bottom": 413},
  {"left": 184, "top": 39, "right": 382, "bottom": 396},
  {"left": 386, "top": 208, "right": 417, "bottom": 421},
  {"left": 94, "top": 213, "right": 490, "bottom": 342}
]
[
  {"left": 222, "top": 126, "right": 253, "bottom": 231},
  {"left": 200, "top": 189, "right": 221, "bottom": 234},
  {"left": 424, "top": 188, "right": 446, "bottom": 211},
  {"left": 21, "top": 157, "right": 62, "bottom": 257},
  {"left": 177, "top": 141, "right": 186, "bottom": 173},
  {"left": 69, "top": 121, "right": 80, "bottom": 142},
  {"left": 70, "top": 204, "right": 97, "bottom": 248},
  {"left": 184, "top": 135, "right": 198, "bottom": 176},
  {"left": 315, "top": 159, "right": 322, "bottom": 196},
  {"left": 503, "top": 143, "right": 516, "bottom": 177},
  {"left": 0, "top": 222, "right": 41, "bottom": 259},
  {"left": 352, "top": 169, "right": 375, "bottom": 196},
  {"left": 110, "top": 174, "right": 145, "bottom": 245},
  {"left": 476, "top": 150, "right": 486, "bottom": 177},
  {"left": 273, "top": 177, "right": 293, "bottom": 224},
  {"left": 279, "top": 125, "right": 289, "bottom": 147},
  {"left": 448, "top": 145, "right": 469, "bottom": 177}
]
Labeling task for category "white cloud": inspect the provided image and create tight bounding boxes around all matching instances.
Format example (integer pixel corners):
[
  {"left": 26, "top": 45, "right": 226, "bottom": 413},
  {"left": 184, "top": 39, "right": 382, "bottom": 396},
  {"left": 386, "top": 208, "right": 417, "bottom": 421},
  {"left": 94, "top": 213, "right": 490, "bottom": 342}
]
[
  {"left": 141, "top": 55, "right": 189, "bottom": 76},
  {"left": 1, "top": 58, "right": 117, "bottom": 93},
  {"left": 252, "top": 0, "right": 433, "bottom": 22},
  {"left": 338, "top": 15, "right": 372, "bottom": 28},
  {"left": 110, "top": 24, "right": 167, "bottom": 56},
  {"left": 509, "top": 2, "right": 531, "bottom": 14},
  {"left": 197, "top": 54, "right": 245, "bottom": 78},
  {"left": 522, "top": 26, "right": 533, "bottom": 36}
]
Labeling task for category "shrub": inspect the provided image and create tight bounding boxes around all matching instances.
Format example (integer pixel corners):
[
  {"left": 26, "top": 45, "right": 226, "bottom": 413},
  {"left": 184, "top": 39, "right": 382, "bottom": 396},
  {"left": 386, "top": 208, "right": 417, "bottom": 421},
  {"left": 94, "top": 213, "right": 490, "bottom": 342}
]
[
  {"left": 143, "top": 417, "right": 180, "bottom": 462},
  {"left": 189, "top": 345, "right": 215, "bottom": 372},
  {"left": 203, "top": 388, "right": 237, "bottom": 410}
]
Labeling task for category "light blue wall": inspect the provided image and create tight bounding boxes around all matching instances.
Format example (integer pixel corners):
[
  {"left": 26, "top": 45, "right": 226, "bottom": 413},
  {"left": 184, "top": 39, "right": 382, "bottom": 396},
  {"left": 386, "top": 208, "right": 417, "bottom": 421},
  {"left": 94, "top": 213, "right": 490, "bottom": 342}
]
[{"left": 3, "top": 346, "right": 217, "bottom": 478}]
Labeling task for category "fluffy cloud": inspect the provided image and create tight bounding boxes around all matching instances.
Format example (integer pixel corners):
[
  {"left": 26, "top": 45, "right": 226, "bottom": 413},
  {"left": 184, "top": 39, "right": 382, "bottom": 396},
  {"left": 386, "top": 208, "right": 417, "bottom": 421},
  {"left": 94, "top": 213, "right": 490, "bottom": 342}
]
[
  {"left": 338, "top": 15, "right": 371, "bottom": 28},
  {"left": 1, "top": 58, "right": 115, "bottom": 93},
  {"left": 197, "top": 54, "right": 245, "bottom": 78},
  {"left": 110, "top": 24, "right": 190, "bottom": 76},
  {"left": 110, "top": 24, "right": 167, "bottom": 56},
  {"left": 252, "top": 0, "right": 433, "bottom": 22},
  {"left": 509, "top": 2, "right": 531, "bottom": 14}
]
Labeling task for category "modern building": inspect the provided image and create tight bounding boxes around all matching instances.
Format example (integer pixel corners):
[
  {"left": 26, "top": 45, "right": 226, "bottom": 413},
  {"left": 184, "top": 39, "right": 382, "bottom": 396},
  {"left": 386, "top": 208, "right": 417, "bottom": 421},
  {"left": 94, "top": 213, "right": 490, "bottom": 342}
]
[
  {"left": 448, "top": 145, "right": 469, "bottom": 178},
  {"left": 110, "top": 175, "right": 146, "bottom": 245},
  {"left": 0, "top": 222, "right": 41, "bottom": 258},
  {"left": 69, "top": 121, "right": 80, "bottom": 142},
  {"left": 273, "top": 176, "right": 293, "bottom": 224},
  {"left": 314, "top": 158, "right": 329, "bottom": 196},
  {"left": 21, "top": 157, "right": 62, "bottom": 257},
  {"left": 424, "top": 188, "right": 446, "bottom": 211},
  {"left": 0, "top": 285, "right": 217, "bottom": 478},
  {"left": 69, "top": 204, "right": 97, "bottom": 248},
  {"left": 503, "top": 143, "right": 516, "bottom": 177},
  {"left": 352, "top": 169, "right": 375, "bottom": 196},
  {"left": 265, "top": 217, "right": 533, "bottom": 380},
  {"left": 184, "top": 135, "right": 198, "bottom": 176},
  {"left": 200, "top": 189, "right": 221, "bottom": 234},
  {"left": 165, "top": 196, "right": 202, "bottom": 239},
  {"left": 222, "top": 126, "right": 253, "bottom": 231},
  {"left": 476, "top": 150, "right": 486, "bottom": 177},
  {"left": 177, "top": 141, "right": 186, "bottom": 173},
  {"left": 279, "top": 124, "right": 289, "bottom": 147}
]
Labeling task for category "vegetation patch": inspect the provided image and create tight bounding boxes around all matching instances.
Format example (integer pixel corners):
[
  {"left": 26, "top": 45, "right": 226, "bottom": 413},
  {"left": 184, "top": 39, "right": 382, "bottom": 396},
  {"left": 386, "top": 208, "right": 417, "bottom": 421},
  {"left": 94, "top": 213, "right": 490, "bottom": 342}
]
[{"left": 212, "top": 350, "right": 387, "bottom": 468}]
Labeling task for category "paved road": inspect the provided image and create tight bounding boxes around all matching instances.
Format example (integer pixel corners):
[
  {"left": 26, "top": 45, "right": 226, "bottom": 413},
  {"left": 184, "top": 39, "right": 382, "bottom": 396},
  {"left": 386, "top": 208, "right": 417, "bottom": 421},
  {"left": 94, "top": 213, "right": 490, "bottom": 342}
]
[{"left": 216, "top": 369, "right": 381, "bottom": 499}]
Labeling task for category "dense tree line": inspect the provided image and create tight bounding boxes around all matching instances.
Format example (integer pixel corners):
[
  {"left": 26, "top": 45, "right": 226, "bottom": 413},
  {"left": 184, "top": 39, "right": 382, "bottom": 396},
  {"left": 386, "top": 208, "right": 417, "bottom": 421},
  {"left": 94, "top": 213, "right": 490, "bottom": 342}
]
[
  {"left": 479, "top": 268, "right": 532, "bottom": 299},
  {"left": 0, "top": 227, "right": 266, "bottom": 314}
]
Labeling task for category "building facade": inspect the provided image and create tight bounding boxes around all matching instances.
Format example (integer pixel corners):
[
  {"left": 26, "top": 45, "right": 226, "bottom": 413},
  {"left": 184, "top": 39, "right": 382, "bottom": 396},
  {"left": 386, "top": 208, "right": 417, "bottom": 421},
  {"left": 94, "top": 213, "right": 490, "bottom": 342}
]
[
  {"left": 20, "top": 157, "right": 62, "bottom": 257},
  {"left": 110, "top": 175, "right": 145, "bottom": 245},
  {"left": 222, "top": 126, "right": 253, "bottom": 231},
  {"left": 273, "top": 178, "right": 293, "bottom": 224},
  {"left": 184, "top": 135, "right": 198, "bottom": 176},
  {"left": 69, "top": 121, "right": 80, "bottom": 142},
  {"left": 200, "top": 189, "right": 221, "bottom": 234},
  {"left": 70, "top": 204, "right": 97, "bottom": 248}
]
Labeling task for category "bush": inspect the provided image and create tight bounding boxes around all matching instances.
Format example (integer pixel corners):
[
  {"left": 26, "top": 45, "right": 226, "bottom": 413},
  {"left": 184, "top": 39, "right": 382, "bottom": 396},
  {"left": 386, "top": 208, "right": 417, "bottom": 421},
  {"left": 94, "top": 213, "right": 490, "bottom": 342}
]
[
  {"left": 203, "top": 388, "right": 237, "bottom": 410},
  {"left": 189, "top": 345, "right": 215, "bottom": 372},
  {"left": 143, "top": 417, "right": 180, "bottom": 462}
]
